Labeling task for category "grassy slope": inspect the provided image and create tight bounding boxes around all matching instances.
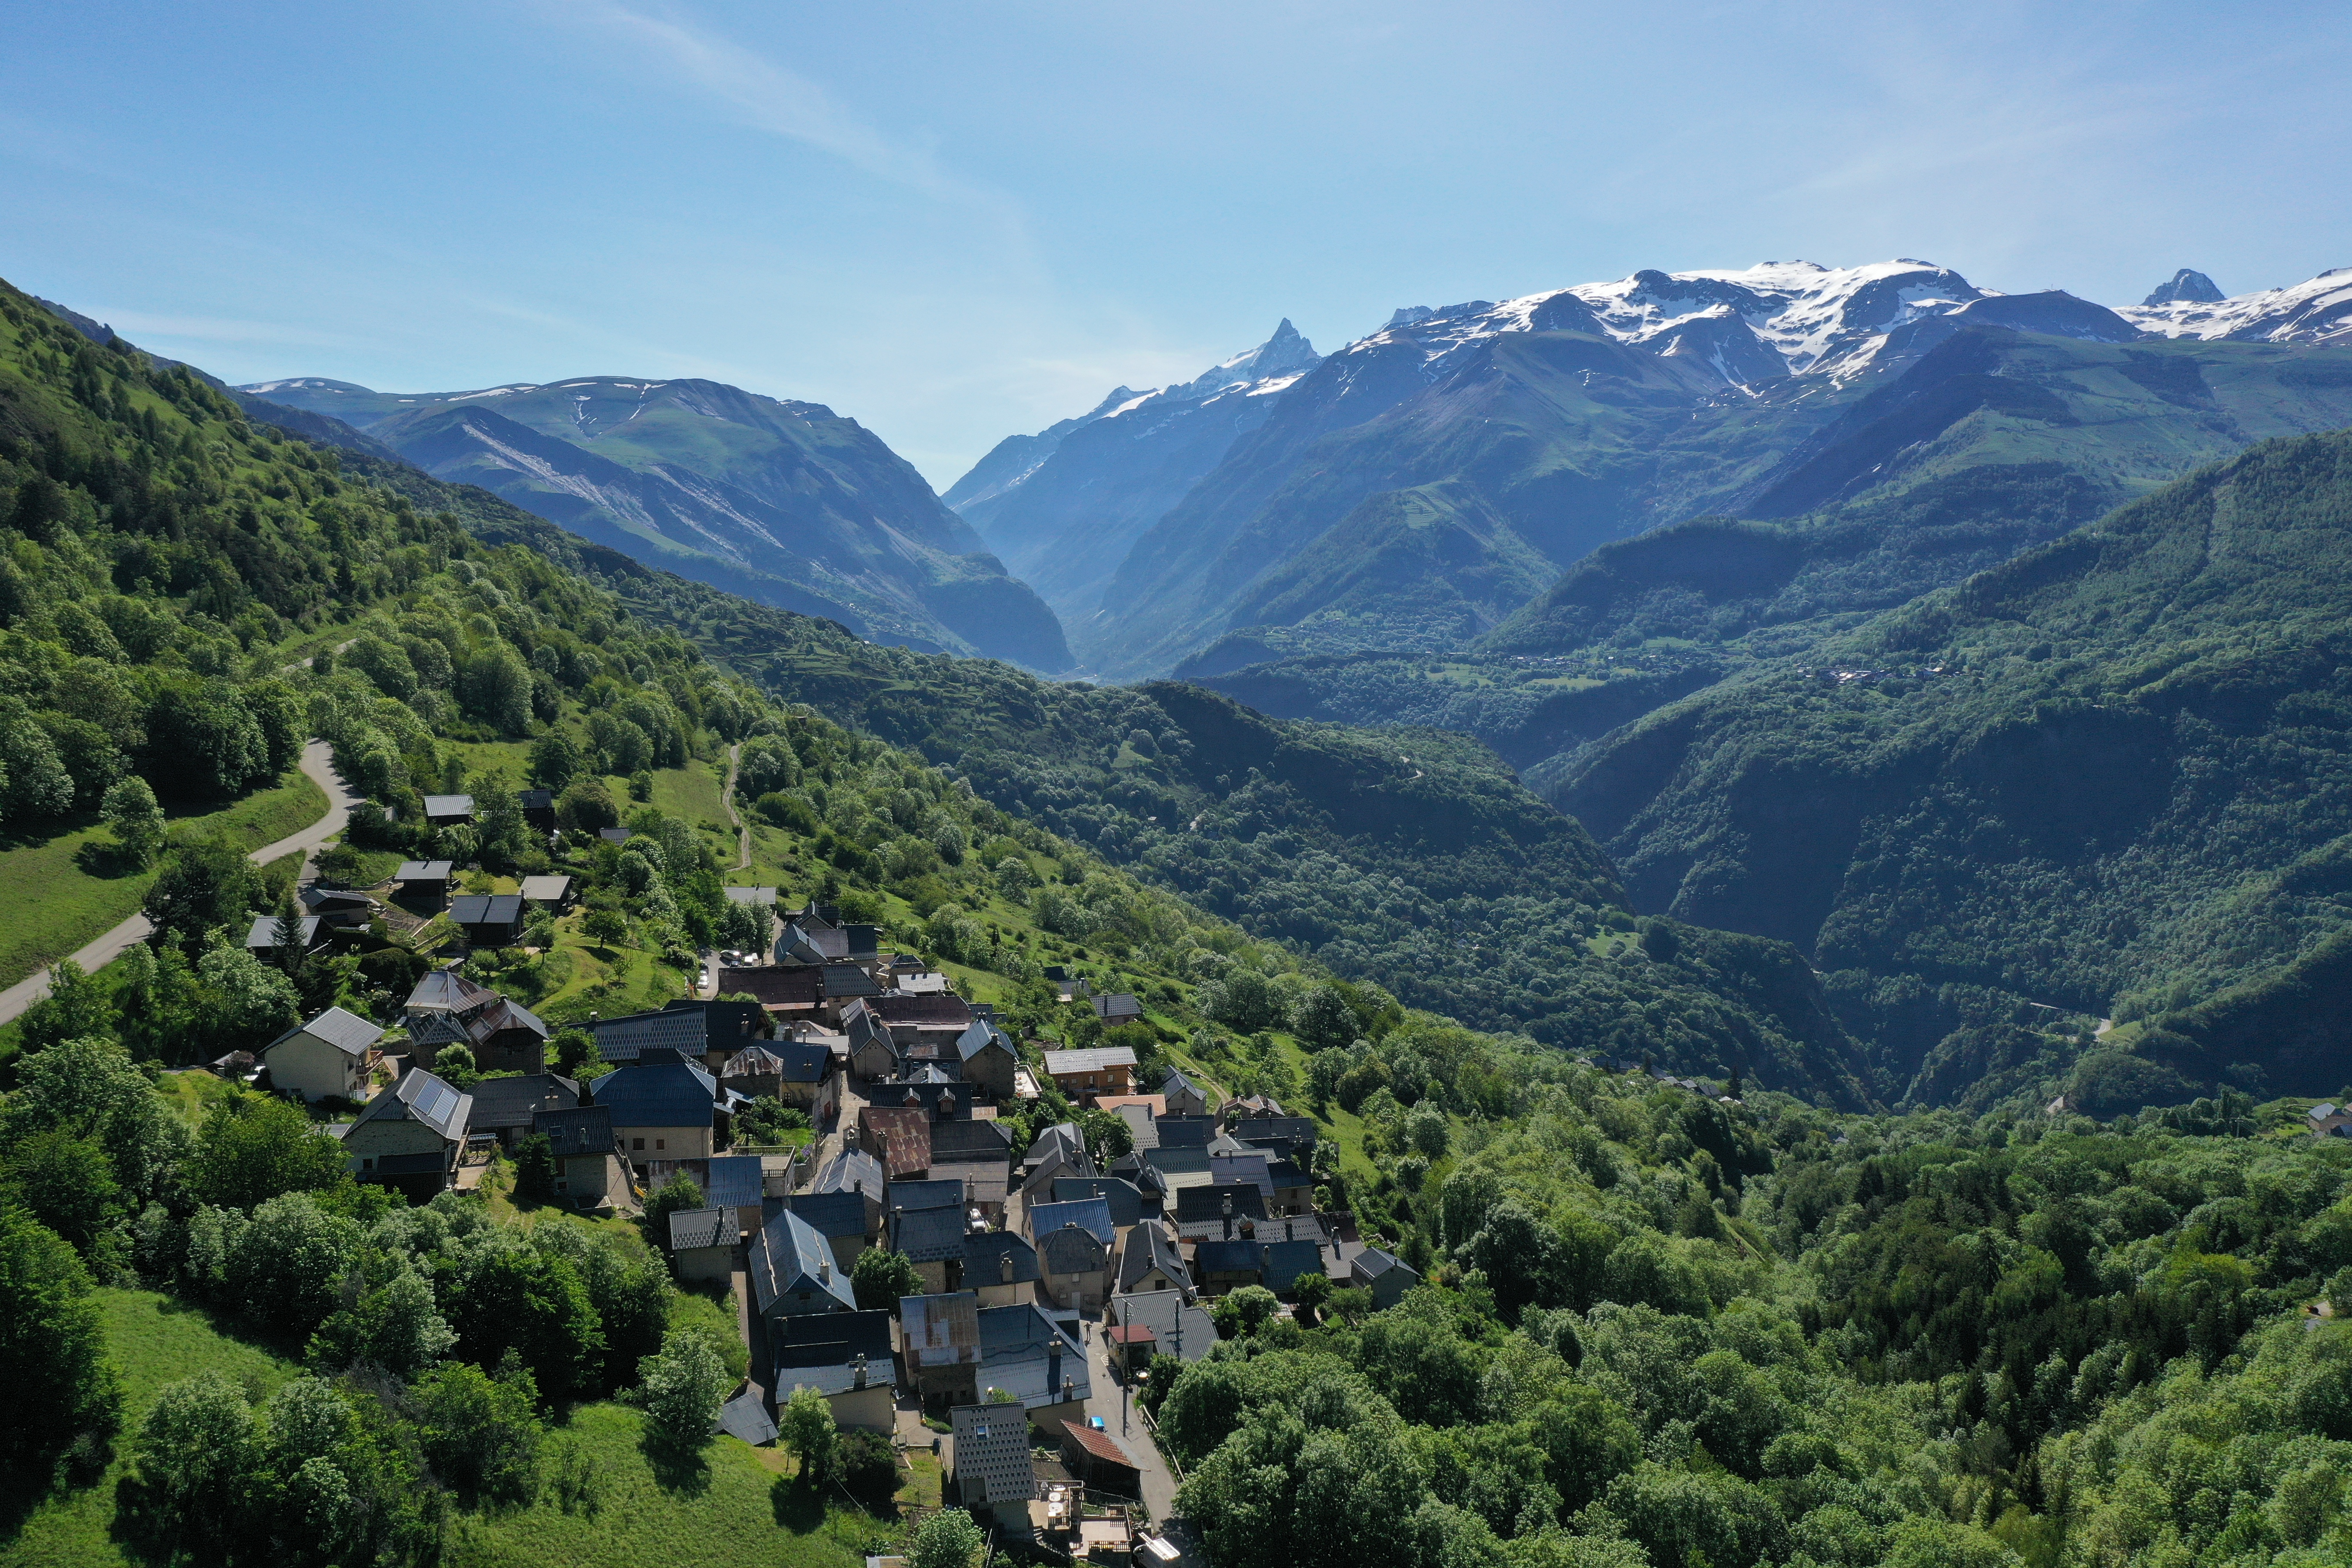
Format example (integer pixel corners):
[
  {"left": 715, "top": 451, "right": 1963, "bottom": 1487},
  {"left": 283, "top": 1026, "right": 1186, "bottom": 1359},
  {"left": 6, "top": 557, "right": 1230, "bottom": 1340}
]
[
  {"left": 1, "top": 1291, "right": 867, "bottom": 1568},
  {"left": 0, "top": 768, "right": 329, "bottom": 989}
]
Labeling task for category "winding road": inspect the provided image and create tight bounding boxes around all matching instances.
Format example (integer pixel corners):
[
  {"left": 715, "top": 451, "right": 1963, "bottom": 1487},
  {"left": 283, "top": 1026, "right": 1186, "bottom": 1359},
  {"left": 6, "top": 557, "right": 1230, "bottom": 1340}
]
[{"left": 0, "top": 740, "right": 364, "bottom": 1027}]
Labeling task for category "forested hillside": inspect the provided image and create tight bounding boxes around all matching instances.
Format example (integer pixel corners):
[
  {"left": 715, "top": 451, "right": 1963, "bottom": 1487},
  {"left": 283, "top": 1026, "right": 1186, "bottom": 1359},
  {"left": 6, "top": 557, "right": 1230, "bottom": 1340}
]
[{"left": 1549, "top": 430, "right": 2352, "bottom": 1108}]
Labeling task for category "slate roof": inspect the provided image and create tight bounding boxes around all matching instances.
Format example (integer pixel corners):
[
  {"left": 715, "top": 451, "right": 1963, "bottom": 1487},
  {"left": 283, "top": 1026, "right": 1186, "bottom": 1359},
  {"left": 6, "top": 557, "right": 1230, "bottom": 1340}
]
[
  {"left": 466, "top": 1073, "right": 581, "bottom": 1132},
  {"left": 599, "top": 827, "right": 633, "bottom": 843},
  {"left": 1154, "top": 1117, "right": 1215, "bottom": 1149},
  {"left": 1230, "top": 1116, "right": 1319, "bottom": 1150},
  {"left": 955, "top": 1406, "right": 1040, "bottom": 1507},
  {"left": 262, "top": 1005, "right": 383, "bottom": 1062},
  {"left": 595, "top": 1008, "right": 714, "bottom": 1063},
  {"left": 589, "top": 1059, "right": 719, "bottom": 1127},
  {"left": 1052, "top": 1177, "right": 1145, "bottom": 1228},
  {"left": 1090, "top": 993, "right": 1144, "bottom": 1023},
  {"left": 1110, "top": 1288, "right": 1218, "bottom": 1362},
  {"left": 822, "top": 962, "right": 881, "bottom": 998},
  {"left": 973, "top": 1305, "right": 1092, "bottom": 1408},
  {"left": 770, "top": 1039, "right": 832, "bottom": 1084},
  {"left": 669, "top": 1207, "right": 735, "bottom": 1251},
  {"left": 1118, "top": 1221, "right": 1189, "bottom": 1295},
  {"left": 1171, "top": 1182, "right": 1268, "bottom": 1234},
  {"left": 890, "top": 1204, "right": 969, "bottom": 1264},
  {"left": 873, "top": 994, "right": 975, "bottom": 1027},
  {"left": 534, "top": 1105, "right": 616, "bottom": 1158},
  {"left": 395, "top": 859, "right": 454, "bottom": 881},
  {"left": 357, "top": 1067, "right": 472, "bottom": 1144},
  {"left": 718, "top": 1388, "right": 778, "bottom": 1445},
  {"left": 1112, "top": 1104, "right": 1159, "bottom": 1152},
  {"left": 1354, "top": 1247, "right": 1417, "bottom": 1284},
  {"left": 1038, "top": 1225, "right": 1107, "bottom": 1274},
  {"left": 1027, "top": 1196, "right": 1115, "bottom": 1250},
  {"left": 720, "top": 966, "right": 824, "bottom": 1008},
  {"left": 1024, "top": 1123, "right": 1087, "bottom": 1170},
  {"left": 1260, "top": 1239, "right": 1326, "bottom": 1295},
  {"left": 1209, "top": 1151, "right": 1274, "bottom": 1200},
  {"left": 964, "top": 1229, "right": 1041, "bottom": 1288},
  {"left": 747, "top": 1208, "right": 855, "bottom": 1314},
  {"left": 1042, "top": 1045, "right": 1138, "bottom": 1076},
  {"left": 931, "top": 1120, "right": 1014, "bottom": 1160},
  {"left": 955, "top": 1019, "right": 1017, "bottom": 1063},
  {"left": 705, "top": 1154, "right": 766, "bottom": 1210},
  {"left": 813, "top": 1148, "right": 887, "bottom": 1204},
  {"left": 889, "top": 1178, "right": 966, "bottom": 1214},
  {"left": 1193, "top": 1239, "right": 1262, "bottom": 1276},
  {"left": 784, "top": 1191, "right": 872, "bottom": 1240},
  {"left": 299, "top": 885, "right": 374, "bottom": 914}
]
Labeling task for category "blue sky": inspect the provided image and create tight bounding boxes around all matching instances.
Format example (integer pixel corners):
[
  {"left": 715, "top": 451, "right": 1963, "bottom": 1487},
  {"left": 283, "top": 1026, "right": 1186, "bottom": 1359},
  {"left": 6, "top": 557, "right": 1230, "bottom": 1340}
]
[{"left": 5, "top": 0, "right": 2347, "bottom": 484}]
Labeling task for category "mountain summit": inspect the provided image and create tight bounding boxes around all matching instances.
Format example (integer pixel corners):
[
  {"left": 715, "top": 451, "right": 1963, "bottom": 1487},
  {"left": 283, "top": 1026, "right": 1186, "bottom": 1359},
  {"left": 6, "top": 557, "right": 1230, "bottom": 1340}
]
[
  {"left": 944, "top": 321, "right": 1321, "bottom": 647},
  {"left": 2141, "top": 267, "right": 2226, "bottom": 306}
]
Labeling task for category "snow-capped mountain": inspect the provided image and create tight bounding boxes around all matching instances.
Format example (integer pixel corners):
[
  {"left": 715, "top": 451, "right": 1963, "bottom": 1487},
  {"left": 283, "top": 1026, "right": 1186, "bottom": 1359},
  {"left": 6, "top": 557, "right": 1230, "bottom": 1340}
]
[
  {"left": 2116, "top": 267, "right": 2352, "bottom": 346},
  {"left": 946, "top": 321, "right": 1321, "bottom": 637}
]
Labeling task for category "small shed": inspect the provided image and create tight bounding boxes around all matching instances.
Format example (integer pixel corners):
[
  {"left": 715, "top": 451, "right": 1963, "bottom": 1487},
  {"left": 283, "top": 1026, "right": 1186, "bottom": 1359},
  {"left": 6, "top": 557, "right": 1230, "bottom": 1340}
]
[
  {"left": 1059, "top": 1421, "right": 1142, "bottom": 1499},
  {"left": 1352, "top": 1246, "right": 1423, "bottom": 1310},
  {"left": 450, "top": 893, "right": 527, "bottom": 948},
  {"left": 518, "top": 873, "right": 573, "bottom": 911},
  {"left": 517, "top": 789, "right": 556, "bottom": 831},
  {"left": 422, "top": 793, "right": 475, "bottom": 826},
  {"left": 393, "top": 860, "right": 454, "bottom": 901},
  {"left": 244, "top": 913, "right": 324, "bottom": 958},
  {"left": 668, "top": 1207, "right": 737, "bottom": 1284}
]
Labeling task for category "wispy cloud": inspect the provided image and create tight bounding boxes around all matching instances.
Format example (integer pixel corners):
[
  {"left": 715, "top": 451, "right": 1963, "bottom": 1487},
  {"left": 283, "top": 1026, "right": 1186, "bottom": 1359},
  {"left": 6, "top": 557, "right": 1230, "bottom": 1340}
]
[
  {"left": 555, "top": 0, "right": 978, "bottom": 205},
  {"left": 99, "top": 311, "right": 364, "bottom": 350}
]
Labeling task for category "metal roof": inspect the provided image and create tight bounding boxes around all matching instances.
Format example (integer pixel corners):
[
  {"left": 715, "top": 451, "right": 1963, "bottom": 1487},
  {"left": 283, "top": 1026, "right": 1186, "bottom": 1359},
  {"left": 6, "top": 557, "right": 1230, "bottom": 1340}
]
[
  {"left": 1027, "top": 1197, "right": 1115, "bottom": 1250},
  {"left": 534, "top": 1105, "right": 615, "bottom": 1158},
  {"left": 1154, "top": 1118, "right": 1215, "bottom": 1148},
  {"left": 813, "top": 1148, "right": 887, "bottom": 1203},
  {"left": 784, "top": 1191, "right": 871, "bottom": 1240},
  {"left": 747, "top": 1208, "right": 855, "bottom": 1314},
  {"left": 955, "top": 1019, "right": 1015, "bottom": 1063},
  {"left": 1052, "top": 1178, "right": 1144, "bottom": 1228},
  {"left": 244, "top": 914, "right": 321, "bottom": 951},
  {"left": 1042, "top": 1045, "right": 1138, "bottom": 1075},
  {"left": 888, "top": 1178, "right": 965, "bottom": 1213},
  {"left": 395, "top": 860, "right": 454, "bottom": 880},
  {"left": 1090, "top": 993, "right": 1144, "bottom": 1020},
  {"left": 404, "top": 968, "right": 493, "bottom": 1014},
  {"left": 595, "top": 1008, "right": 712, "bottom": 1062},
  {"left": 1194, "top": 1240, "right": 1262, "bottom": 1274},
  {"left": 1172, "top": 1183, "right": 1268, "bottom": 1226},
  {"left": 718, "top": 1388, "right": 778, "bottom": 1445},
  {"left": 1259, "top": 1239, "right": 1326, "bottom": 1295},
  {"left": 1061, "top": 1419, "right": 1137, "bottom": 1468},
  {"left": 466, "top": 1073, "right": 581, "bottom": 1130},
  {"left": 669, "top": 1207, "right": 735, "bottom": 1250},
  {"left": 518, "top": 874, "right": 572, "bottom": 902},
  {"left": 900, "top": 1291, "right": 982, "bottom": 1368},
  {"left": 964, "top": 1230, "right": 1040, "bottom": 1286},
  {"left": 1109, "top": 1289, "right": 1217, "bottom": 1362},
  {"left": 422, "top": 794, "right": 474, "bottom": 817},
  {"left": 889, "top": 1205, "right": 968, "bottom": 1264},
  {"left": 705, "top": 1154, "right": 766, "bottom": 1210},
  {"left": 589, "top": 1060, "right": 720, "bottom": 1128},
  {"left": 263, "top": 1005, "right": 382, "bottom": 1061}
]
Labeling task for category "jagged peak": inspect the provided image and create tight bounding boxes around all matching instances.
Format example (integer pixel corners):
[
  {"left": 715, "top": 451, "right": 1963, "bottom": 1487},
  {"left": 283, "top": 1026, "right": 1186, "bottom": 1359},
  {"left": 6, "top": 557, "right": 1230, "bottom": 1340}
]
[{"left": 2142, "top": 269, "right": 2225, "bottom": 307}]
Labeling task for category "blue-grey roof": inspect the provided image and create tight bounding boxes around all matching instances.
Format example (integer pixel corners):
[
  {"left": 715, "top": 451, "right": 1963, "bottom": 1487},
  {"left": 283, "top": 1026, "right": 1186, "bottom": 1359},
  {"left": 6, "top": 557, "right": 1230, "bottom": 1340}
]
[
  {"left": 972, "top": 1304, "right": 1091, "bottom": 1409},
  {"left": 890, "top": 1205, "right": 968, "bottom": 1264},
  {"left": 1194, "top": 1240, "right": 1262, "bottom": 1275},
  {"left": 955, "top": 1019, "right": 1015, "bottom": 1063},
  {"left": 589, "top": 1060, "right": 718, "bottom": 1127},
  {"left": 245, "top": 914, "right": 322, "bottom": 951},
  {"left": 889, "top": 1178, "right": 965, "bottom": 1213},
  {"left": 1172, "top": 1183, "right": 1266, "bottom": 1225},
  {"left": 717, "top": 1388, "right": 777, "bottom": 1445},
  {"left": 814, "top": 1148, "right": 886, "bottom": 1204},
  {"left": 823, "top": 963, "right": 879, "bottom": 998},
  {"left": 1052, "top": 1177, "right": 1145, "bottom": 1228},
  {"left": 1028, "top": 1196, "right": 1115, "bottom": 1250},
  {"left": 705, "top": 1154, "right": 765, "bottom": 1210},
  {"left": 1155, "top": 1117, "right": 1215, "bottom": 1148},
  {"left": 749, "top": 1208, "right": 855, "bottom": 1313},
  {"left": 263, "top": 1005, "right": 382, "bottom": 1060},
  {"left": 1038, "top": 1225, "right": 1106, "bottom": 1274},
  {"left": 670, "top": 1207, "right": 734, "bottom": 1250},
  {"left": 1118, "top": 1221, "right": 1188, "bottom": 1294},
  {"left": 534, "top": 1105, "right": 614, "bottom": 1158},
  {"left": 596, "top": 1008, "right": 711, "bottom": 1063},
  {"left": 964, "top": 1230, "right": 1040, "bottom": 1286},
  {"left": 358, "top": 1067, "right": 472, "bottom": 1143},
  {"left": 466, "top": 1073, "right": 581, "bottom": 1130},
  {"left": 1355, "top": 1247, "right": 1417, "bottom": 1283},
  {"left": 450, "top": 893, "right": 524, "bottom": 925},
  {"left": 1260, "top": 1240, "right": 1325, "bottom": 1295},
  {"left": 784, "top": 1191, "right": 870, "bottom": 1240},
  {"left": 769, "top": 1039, "right": 831, "bottom": 1084},
  {"left": 423, "top": 794, "right": 474, "bottom": 818}
]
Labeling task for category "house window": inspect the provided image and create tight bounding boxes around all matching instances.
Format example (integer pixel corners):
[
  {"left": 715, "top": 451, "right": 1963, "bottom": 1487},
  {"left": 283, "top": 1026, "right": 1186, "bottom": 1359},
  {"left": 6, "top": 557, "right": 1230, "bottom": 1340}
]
[
  {"left": 655, "top": 1138, "right": 666, "bottom": 1150},
  {"left": 362, "top": 1158, "right": 374, "bottom": 1170},
  {"left": 632, "top": 1138, "right": 645, "bottom": 1151}
]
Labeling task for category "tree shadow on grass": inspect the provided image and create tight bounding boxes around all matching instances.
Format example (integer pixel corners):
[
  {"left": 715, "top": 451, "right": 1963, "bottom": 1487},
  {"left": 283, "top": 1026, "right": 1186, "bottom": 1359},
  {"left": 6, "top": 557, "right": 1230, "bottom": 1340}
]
[
  {"left": 640, "top": 1430, "right": 712, "bottom": 1499},
  {"left": 769, "top": 1473, "right": 828, "bottom": 1534}
]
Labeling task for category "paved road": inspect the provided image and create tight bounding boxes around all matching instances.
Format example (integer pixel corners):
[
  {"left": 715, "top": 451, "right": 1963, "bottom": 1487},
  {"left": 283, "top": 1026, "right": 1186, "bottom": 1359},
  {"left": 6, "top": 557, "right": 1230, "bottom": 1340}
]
[
  {"left": 1077, "top": 1309, "right": 1182, "bottom": 1523},
  {"left": 0, "top": 739, "right": 363, "bottom": 1026}
]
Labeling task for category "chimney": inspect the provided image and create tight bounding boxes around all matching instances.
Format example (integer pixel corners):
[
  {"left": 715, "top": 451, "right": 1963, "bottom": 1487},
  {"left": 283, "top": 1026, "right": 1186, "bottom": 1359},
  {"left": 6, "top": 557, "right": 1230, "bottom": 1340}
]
[
  {"left": 819, "top": 1254, "right": 832, "bottom": 1282},
  {"left": 852, "top": 1351, "right": 868, "bottom": 1390},
  {"left": 1001, "top": 1251, "right": 1015, "bottom": 1285},
  {"left": 1285, "top": 1219, "right": 1294, "bottom": 1242},
  {"left": 1047, "top": 1343, "right": 1061, "bottom": 1395}
]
